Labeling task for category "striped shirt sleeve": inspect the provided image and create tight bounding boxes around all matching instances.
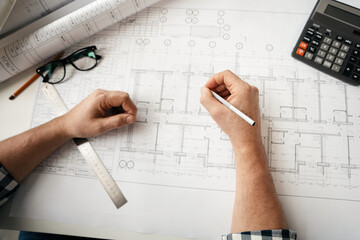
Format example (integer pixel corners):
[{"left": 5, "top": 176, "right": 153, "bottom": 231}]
[
  {"left": 222, "top": 229, "right": 297, "bottom": 240},
  {"left": 0, "top": 163, "right": 19, "bottom": 207}
]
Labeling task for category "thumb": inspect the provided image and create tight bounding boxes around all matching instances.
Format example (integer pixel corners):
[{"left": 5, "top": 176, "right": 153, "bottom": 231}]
[
  {"left": 98, "top": 113, "right": 136, "bottom": 132},
  {"left": 200, "top": 87, "right": 227, "bottom": 117}
]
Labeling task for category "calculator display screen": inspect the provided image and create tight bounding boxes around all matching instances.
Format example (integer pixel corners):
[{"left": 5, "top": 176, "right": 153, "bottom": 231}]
[{"left": 325, "top": 4, "right": 360, "bottom": 27}]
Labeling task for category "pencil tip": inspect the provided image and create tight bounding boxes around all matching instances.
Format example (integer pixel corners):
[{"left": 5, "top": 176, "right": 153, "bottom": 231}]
[
  {"left": 252, "top": 122, "right": 256, "bottom": 126},
  {"left": 9, "top": 95, "right": 15, "bottom": 100}
]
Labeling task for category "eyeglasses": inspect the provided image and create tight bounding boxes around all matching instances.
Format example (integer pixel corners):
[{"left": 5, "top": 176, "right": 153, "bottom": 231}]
[{"left": 36, "top": 46, "right": 101, "bottom": 84}]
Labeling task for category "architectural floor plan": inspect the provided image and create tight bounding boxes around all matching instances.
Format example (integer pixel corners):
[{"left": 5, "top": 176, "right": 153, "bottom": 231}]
[{"left": 11, "top": 0, "right": 360, "bottom": 239}]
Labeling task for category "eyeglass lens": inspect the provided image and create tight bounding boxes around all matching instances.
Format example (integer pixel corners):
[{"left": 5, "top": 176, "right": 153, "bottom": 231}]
[
  {"left": 70, "top": 48, "right": 98, "bottom": 71},
  {"left": 39, "top": 47, "right": 98, "bottom": 84}
]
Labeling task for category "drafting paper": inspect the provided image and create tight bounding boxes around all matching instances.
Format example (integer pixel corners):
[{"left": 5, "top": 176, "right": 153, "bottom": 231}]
[
  {"left": 0, "top": 0, "right": 161, "bottom": 82},
  {"left": 10, "top": 0, "right": 360, "bottom": 239}
]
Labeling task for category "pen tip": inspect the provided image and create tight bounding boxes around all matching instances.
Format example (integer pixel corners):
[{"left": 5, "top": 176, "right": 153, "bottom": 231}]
[{"left": 9, "top": 95, "right": 16, "bottom": 100}]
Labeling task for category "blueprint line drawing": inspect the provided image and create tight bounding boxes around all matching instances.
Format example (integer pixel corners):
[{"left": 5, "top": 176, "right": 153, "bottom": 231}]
[
  {"left": 27, "top": 5, "right": 360, "bottom": 200},
  {"left": 9, "top": 1, "right": 360, "bottom": 239}
]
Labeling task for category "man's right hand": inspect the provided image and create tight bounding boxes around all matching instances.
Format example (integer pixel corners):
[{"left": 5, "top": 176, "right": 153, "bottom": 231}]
[
  {"left": 200, "top": 70, "right": 262, "bottom": 148},
  {"left": 59, "top": 89, "right": 137, "bottom": 139}
]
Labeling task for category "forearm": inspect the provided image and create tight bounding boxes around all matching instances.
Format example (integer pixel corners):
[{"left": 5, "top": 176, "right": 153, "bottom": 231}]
[
  {"left": 231, "top": 143, "right": 287, "bottom": 233},
  {"left": 0, "top": 117, "right": 71, "bottom": 182}
]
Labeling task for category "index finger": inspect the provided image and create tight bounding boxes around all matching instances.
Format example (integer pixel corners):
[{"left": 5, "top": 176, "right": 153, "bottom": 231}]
[
  {"left": 205, "top": 70, "right": 247, "bottom": 91},
  {"left": 104, "top": 91, "right": 137, "bottom": 116}
]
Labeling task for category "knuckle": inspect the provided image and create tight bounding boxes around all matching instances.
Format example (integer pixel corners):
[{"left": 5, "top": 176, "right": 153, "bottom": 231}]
[
  {"left": 121, "top": 92, "right": 130, "bottom": 99},
  {"left": 223, "top": 69, "right": 233, "bottom": 75},
  {"left": 243, "top": 83, "right": 252, "bottom": 92},
  {"left": 93, "top": 89, "right": 105, "bottom": 97},
  {"left": 252, "top": 86, "right": 259, "bottom": 94}
]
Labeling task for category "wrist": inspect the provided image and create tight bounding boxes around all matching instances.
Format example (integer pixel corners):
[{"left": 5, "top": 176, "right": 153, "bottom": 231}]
[{"left": 54, "top": 116, "right": 74, "bottom": 140}]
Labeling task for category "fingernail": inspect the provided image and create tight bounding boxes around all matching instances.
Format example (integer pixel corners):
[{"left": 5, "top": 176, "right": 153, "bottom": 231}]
[{"left": 126, "top": 116, "right": 134, "bottom": 123}]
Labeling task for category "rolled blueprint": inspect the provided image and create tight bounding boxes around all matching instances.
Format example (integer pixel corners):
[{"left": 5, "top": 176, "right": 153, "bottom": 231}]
[{"left": 0, "top": 0, "right": 161, "bottom": 82}]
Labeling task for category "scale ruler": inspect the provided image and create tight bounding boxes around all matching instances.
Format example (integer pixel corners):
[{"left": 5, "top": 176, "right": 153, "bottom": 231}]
[{"left": 42, "top": 83, "right": 127, "bottom": 209}]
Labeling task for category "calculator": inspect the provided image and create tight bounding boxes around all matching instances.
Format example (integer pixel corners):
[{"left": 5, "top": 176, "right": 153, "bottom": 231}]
[{"left": 292, "top": 0, "right": 360, "bottom": 85}]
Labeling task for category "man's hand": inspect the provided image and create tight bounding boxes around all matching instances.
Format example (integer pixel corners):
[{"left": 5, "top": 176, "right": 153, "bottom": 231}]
[
  {"left": 200, "top": 70, "right": 261, "bottom": 147},
  {"left": 59, "top": 89, "right": 137, "bottom": 138}
]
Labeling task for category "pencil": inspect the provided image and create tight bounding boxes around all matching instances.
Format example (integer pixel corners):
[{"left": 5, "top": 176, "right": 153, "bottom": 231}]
[
  {"left": 9, "top": 52, "right": 64, "bottom": 100},
  {"left": 211, "top": 90, "right": 256, "bottom": 126}
]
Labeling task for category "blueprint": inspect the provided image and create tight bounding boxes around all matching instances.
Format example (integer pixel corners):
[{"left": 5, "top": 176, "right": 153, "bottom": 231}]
[
  {"left": 10, "top": 0, "right": 360, "bottom": 239},
  {"left": 0, "top": 0, "right": 161, "bottom": 82}
]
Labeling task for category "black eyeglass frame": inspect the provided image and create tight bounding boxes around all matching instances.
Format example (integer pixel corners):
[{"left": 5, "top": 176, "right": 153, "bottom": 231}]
[{"left": 36, "top": 45, "right": 102, "bottom": 84}]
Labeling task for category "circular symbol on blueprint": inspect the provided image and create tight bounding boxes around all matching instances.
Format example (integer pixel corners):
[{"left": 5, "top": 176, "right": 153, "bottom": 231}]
[
  {"left": 143, "top": 38, "right": 150, "bottom": 45},
  {"left": 186, "top": 9, "right": 193, "bottom": 15},
  {"left": 192, "top": 17, "right": 199, "bottom": 24},
  {"left": 185, "top": 17, "right": 192, "bottom": 24},
  {"left": 119, "top": 160, "right": 127, "bottom": 168},
  {"left": 223, "top": 24, "right": 231, "bottom": 31},
  {"left": 209, "top": 41, "right": 217, "bottom": 48},
  {"left": 136, "top": 38, "right": 144, "bottom": 46},
  {"left": 160, "top": 16, "right": 167, "bottom": 23},
  {"left": 127, "top": 161, "right": 135, "bottom": 169},
  {"left": 236, "top": 42, "right": 244, "bottom": 50},
  {"left": 217, "top": 18, "right": 224, "bottom": 25},
  {"left": 218, "top": 10, "right": 225, "bottom": 17},
  {"left": 188, "top": 40, "right": 196, "bottom": 47},
  {"left": 266, "top": 44, "right": 274, "bottom": 52},
  {"left": 164, "top": 39, "right": 172, "bottom": 46},
  {"left": 192, "top": 9, "right": 199, "bottom": 16},
  {"left": 223, "top": 33, "right": 230, "bottom": 40},
  {"left": 161, "top": 8, "right": 168, "bottom": 15}
]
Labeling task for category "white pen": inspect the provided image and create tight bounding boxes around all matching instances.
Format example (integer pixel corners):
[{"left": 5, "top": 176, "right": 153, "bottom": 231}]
[{"left": 211, "top": 90, "right": 256, "bottom": 126}]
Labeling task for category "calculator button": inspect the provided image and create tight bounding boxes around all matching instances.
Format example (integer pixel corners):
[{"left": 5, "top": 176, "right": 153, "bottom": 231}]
[
  {"left": 356, "top": 43, "right": 360, "bottom": 49},
  {"left": 336, "top": 35, "right": 344, "bottom": 41},
  {"left": 308, "top": 27, "right": 315, "bottom": 32},
  {"left": 343, "top": 63, "right": 354, "bottom": 77},
  {"left": 315, "top": 34, "right": 322, "bottom": 41},
  {"left": 325, "top": 29, "right": 332, "bottom": 36},
  {"left": 340, "top": 45, "right": 350, "bottom": 52},
  {"left": 352, "top": 49, "right": 359, "bottom": 56},
  {"left": 326, "top": 53, "right": 335, "bottom": 62},
  {"left": 345, "top": 39, "right": 353, "bottom": 45},
  {"left": 324, "top": 37, "right": 332, "bottom": 45},
  {"left": 296, "top": 48, "right": 305, "bottom": 56},
  {"left": 309, "top": 46, "right": 317, "bottom": 53},
  {"left": 334, "top": 58, "right": 344, "bottom": 66},
  {"left": 355, "top": 66, "right": 360, "bottom": 74},
  {"left": 338, "top": 51, "right": 347, "bottom": 59},
  {"left": 303, "top": 36, "right": 311, "bottom": 43},
  {"left": 329, "top": 47, "right": 338, "bottom": 55},
  {"left": 305, "top": 52, "right": 314, "bottom": 60},
  {"left": 311, "top": 40, "right": 320, "bottom": 46},
  {"left": 349, "top": 56, "right": 357, "bottom": 63},
  {"left": 299, "top": 42, "right": 308, "bottom": 50},
  {"left": 307, "top": 30, "right": 314, "bottom": 36},
  {"left": 314, "top": 56, "right": 324, "bottom": 64},
  {"left": 312, "top": 23, "right": 320, "bottom": 30},
  {"left": 352, "top": 73, "right": 359, "bottom": 81},
  {"left": 332, "top": 40, "right": 341, "bottom": 48},
  {"left": 317, "top": 50, "right": 326, "bottom": 58},
  {"left": 320, "top": 43, "right": 329, "bottom": 51},
  {"left": 331, "top": 64, "right": 341, "bottom": 72},
  {"left": 323, "top": 60, "right": 332, "bottom": 68}
]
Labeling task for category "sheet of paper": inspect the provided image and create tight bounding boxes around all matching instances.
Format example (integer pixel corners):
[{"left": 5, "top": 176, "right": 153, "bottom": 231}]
[
  {"left": 10, "top": 0, "right": 360, "bottom": 239},
  {"left": 0, "top": 0, "right": 161, "bottom": 82},
  {"left": 0, "top": 0, "right": 75, "bottom": 38}
]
